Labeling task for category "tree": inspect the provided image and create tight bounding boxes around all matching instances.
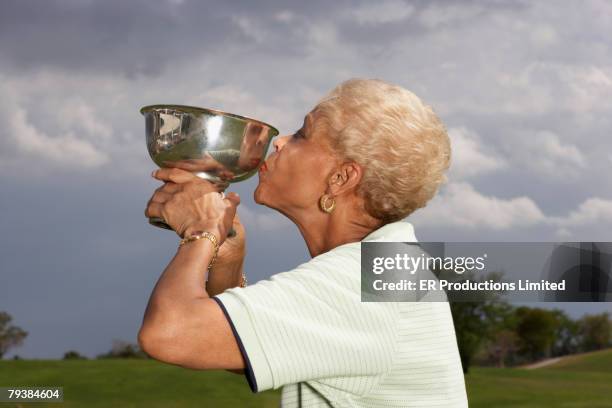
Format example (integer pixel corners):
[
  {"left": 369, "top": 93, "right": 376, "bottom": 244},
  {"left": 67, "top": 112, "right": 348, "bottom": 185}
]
[
  {"left": 578, "top": 312, "right": 611, "bottom": 351},
  {"left": 515, "top": 307, "right": 559, "bottom": 361},
  {"left": 63, "top": 350, "right": 88, "bottom": 360},
  {"left": 443, "top": 270, "right": 510, "bottom": 373},
  {"left": 450, "top": 302, "right": 488, "bottom": 373},
  {"left": 97, "top": 339, "right": 148, "bottom": 359},
  {"left": 551, "top": 309, "right": 580, "bottom": 356},
  {"left": 486, "top": 329, "right": 519, "bottom": 368},
  {"left": 450, "top": 299, "right": 516, "bottom": 372},
  {"left": 0, "top": 311, "right": 28, "bottom": 359}
]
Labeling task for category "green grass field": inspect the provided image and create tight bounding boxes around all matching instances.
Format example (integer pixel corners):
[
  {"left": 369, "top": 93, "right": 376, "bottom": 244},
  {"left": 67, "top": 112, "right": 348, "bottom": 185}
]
[
  {"left": 1, "top": 349, "right": 611, "bottom": 407},
  {"left": 466, "top": 349, "right": 612, "bottom": 407}
]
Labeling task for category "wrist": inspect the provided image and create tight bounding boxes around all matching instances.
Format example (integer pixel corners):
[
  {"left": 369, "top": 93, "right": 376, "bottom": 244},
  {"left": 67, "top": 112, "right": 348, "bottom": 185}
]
[
  {"left": 179, "top": 230, "right": 220, "bottom": 271},
  {"left": 183, "top": 222, "right": 222, "bottom": 242}
]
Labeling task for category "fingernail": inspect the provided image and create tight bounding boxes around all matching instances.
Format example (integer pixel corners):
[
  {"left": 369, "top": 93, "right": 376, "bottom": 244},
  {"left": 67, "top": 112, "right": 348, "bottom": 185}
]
[{"left": 151, "top": 170, "right": 157, "bottom": 177}]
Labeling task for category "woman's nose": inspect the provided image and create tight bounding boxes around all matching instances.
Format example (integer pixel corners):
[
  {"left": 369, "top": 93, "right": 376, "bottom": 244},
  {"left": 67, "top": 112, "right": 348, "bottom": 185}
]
[{"left": 272, "top": 135, "right": 290, "bottom": 152}]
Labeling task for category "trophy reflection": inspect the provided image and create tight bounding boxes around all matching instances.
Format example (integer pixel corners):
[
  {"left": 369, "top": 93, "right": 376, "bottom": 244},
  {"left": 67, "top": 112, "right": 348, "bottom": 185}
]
[{"left": 140, "top": 105, "right": 279, "bottom": 232}]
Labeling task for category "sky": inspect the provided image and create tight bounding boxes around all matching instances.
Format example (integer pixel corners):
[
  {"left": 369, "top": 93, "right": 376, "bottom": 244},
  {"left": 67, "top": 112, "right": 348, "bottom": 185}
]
[{"left": 0, "top": 0, "right": 611, "bottom": 358}]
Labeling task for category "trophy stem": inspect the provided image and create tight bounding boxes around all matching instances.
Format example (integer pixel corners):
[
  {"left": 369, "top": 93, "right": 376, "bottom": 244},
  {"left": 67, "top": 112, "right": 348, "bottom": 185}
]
[{"left": 149, "top": 217, "right": 173, "bottom": 230}]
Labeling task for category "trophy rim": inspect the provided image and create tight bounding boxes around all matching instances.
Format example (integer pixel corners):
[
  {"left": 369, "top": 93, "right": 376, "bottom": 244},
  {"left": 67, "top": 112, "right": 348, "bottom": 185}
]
[{"left": 139, "top": 104, "right": 279, "bottom": 136}]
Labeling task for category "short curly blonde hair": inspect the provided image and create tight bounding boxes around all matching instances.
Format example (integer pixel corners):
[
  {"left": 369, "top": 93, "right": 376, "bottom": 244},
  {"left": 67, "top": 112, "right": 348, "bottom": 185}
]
[{"left": 313, "top": 79, "right": 450, "bottom": 223}]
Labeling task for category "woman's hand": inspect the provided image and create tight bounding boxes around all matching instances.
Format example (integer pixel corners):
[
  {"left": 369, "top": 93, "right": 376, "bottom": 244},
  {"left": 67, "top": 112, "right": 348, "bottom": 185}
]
[
  {"left": 215, "top": 211, "right": 246, "bottom": 266},
  {"left": 206, "top": 211, "right": 246, "bottom": 296},
  {"left": 145, "top": 168, "right": 240, "bottom": 243}
]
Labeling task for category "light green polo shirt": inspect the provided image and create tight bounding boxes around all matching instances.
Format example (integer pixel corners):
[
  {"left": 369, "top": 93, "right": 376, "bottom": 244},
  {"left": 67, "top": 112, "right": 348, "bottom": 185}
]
[{"left": 213, "top": 221, "right": 468, "bottom": 407}]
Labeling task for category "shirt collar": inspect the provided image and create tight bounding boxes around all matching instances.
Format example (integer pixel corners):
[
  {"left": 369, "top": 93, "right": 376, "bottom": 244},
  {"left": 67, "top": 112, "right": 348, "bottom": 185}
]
[{"left": 362, "top": 220, "right": 418, "bottom": 243}]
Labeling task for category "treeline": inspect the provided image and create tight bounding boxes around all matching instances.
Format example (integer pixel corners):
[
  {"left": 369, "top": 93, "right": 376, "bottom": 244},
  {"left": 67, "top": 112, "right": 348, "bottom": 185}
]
[
  {"left": 62, "top": 339, "right": 148, "bottom": 360},
  {"left": 451, "top": 302, "right": 611, "bottom": 373},
  {"left": 1, "top": 311, "right": 148, "bottom": 361}
]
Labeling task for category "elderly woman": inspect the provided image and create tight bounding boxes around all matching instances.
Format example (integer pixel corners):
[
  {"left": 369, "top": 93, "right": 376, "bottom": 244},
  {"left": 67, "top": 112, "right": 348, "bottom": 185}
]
[{"left": 139, "top": 79, "right": 468, "bottom": 407}]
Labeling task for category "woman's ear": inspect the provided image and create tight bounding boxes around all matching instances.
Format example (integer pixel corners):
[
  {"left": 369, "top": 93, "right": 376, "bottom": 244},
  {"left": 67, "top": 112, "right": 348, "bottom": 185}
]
[{"left": 328, "top": 162, "right": 363, "bottom": 195}]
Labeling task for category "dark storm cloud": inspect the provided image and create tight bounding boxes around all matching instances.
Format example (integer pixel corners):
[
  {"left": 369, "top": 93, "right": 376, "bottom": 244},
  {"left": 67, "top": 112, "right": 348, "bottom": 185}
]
[
  {"left": 333, "top": 0, "right": 529, "bottom": 47},
  {"left": 0, "top": 0, "right": 338, "bottom": 76},
  {"left": 0, "top": 0, "right": 245, "bottom": 76},
  {"left": 0, "top": 0, "right": 531, "bottom": 77}
]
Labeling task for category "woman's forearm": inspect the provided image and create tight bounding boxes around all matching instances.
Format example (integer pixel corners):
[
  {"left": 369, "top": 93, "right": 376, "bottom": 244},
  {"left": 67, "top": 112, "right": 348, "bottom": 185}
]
[
  {"left": 207, "top": 257, "right": 244, "bottom": 296},
  {"left": 142, "top": 239, "right": 215, "bottom": 327}
]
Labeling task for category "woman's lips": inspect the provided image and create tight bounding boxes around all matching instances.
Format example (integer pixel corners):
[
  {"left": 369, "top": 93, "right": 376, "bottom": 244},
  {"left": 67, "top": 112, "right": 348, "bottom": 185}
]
[{"left": 259, "top": 161, "right": 268, "bottom": 173}]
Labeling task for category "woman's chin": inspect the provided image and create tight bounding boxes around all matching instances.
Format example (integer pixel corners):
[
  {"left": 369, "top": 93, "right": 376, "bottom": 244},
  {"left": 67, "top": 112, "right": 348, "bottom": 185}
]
[
  {"left": 253, "top": 183, "right": 265, "bottom": 205},
  {"left": 254, "top": 183, "right": 277, "bottom": 209}
]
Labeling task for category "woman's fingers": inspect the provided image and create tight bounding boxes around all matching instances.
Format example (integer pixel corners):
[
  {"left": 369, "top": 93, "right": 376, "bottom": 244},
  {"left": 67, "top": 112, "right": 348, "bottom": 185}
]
[
  {"left": 158, "top": 182, "right": 181, "bottom": 194},
  {"left": 221, "top": 192, "right": 241, "bottom": 232},
  {"left": 146, "top": 183, "right": 179, "bottom": 212},
  {"left": 145, "top": 201, "right": 164, "bottom": 218},
  {"left": 145, "top": 173, "right": 240, "bottom": 239},
  {"left": 150, "top": 190, "right": 172, "bottom": 204}
]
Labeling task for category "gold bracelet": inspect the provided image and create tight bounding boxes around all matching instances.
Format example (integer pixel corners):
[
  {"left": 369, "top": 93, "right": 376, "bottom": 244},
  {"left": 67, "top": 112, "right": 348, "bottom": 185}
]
[{"left": 179, "top": 231, "right": 219, "bottom": 269}]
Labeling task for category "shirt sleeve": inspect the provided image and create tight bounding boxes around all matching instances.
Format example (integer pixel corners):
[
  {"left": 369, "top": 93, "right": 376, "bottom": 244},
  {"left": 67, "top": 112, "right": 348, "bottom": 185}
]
[{"left": 212, "top": 246, "right": 401, "bottom": 394}]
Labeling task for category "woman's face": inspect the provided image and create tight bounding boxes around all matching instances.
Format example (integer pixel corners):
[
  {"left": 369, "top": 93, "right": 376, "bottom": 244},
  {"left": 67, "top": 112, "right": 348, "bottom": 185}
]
[{"left": 254, "top": 112, "right": 338, "bottom": 216}]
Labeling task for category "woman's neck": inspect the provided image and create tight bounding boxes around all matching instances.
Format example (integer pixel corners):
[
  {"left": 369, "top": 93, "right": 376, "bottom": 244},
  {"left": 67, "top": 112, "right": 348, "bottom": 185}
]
[{"left": 293, "top": 207, "right": 383, "bottom": 258}]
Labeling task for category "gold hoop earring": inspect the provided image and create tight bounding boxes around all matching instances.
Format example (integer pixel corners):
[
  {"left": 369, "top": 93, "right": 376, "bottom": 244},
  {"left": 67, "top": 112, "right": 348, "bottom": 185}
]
[{"left": 319, "top": 194, "right": 336, "bottom": 213}]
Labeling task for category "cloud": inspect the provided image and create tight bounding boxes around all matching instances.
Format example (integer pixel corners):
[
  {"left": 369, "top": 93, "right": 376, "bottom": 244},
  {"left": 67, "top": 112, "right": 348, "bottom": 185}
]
[
  {"left": 551, "top": 198, "right": 612, "bottom": 227},
  {"left": 0, "top": 0, "right": 238, "bottom": 77},
  {"left": 7, "top": 107, "right": 109, "bottom": 168},
  {"left": 495, "top": 63, "right": 612, "bottom": 116},
  {"left": 194, "top": 84, "right": 291, "bottom": 130},
  {"left": 303, "top": 21, "right": 341, "bottom": 55},
  {"left": 231, "top": 15, "right": 267, "bottom": 43},
  {"left": 529, "top": 24, "right": 558, "bottom": 48},
  {"left": 502, "top": 130, "right": 586, "bottom": 179},
  {"left": 57, "top": 98, "right": 112, "bottom": 141},
  {"left": 447, "top": 127, "right": 506, "bottom": 180},
  {"left": 418, "top": 3, "right": 485, "bottom": 28},
  {"left": 350, "top": 1, "right": 415, "bottom": 25},
  {"left": 412, "top": 182, "right": 546, "bottom": 230},
  {"left": 0, "top": 0, "right": 608, "bottom": 224},
  {"left": 549, "top": 197, "right": 612, "bottom": 239},
  {"left": 413, "top": 181, "right": 612, "bottom": 235},
  {"left": 0, "top": 81, "right": 109, "bottom": 168},
  {"left": 197, "top": 84, "right": 256, "bottom": 109},
  {"left": 274, "top": 10, "right": 295, "bottom": 23}
]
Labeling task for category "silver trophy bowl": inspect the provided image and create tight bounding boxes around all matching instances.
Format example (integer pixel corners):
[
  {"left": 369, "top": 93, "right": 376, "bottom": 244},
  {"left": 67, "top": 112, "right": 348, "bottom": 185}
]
[{"left": 141, "top": 104, "right": 278, "bottom": 231}]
